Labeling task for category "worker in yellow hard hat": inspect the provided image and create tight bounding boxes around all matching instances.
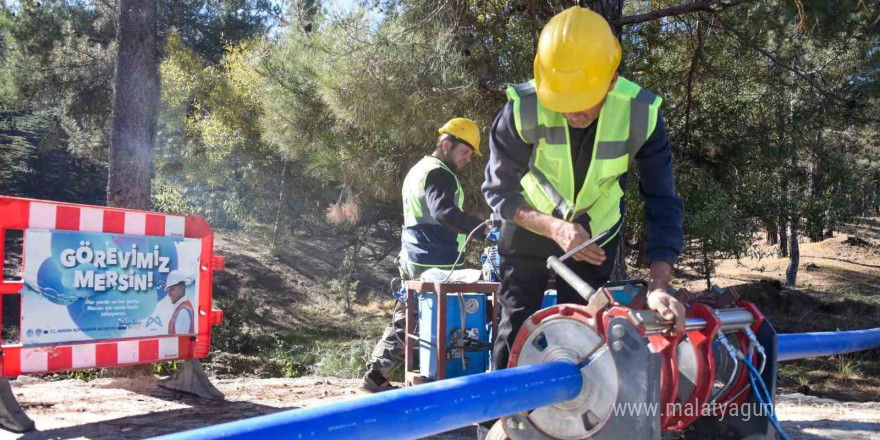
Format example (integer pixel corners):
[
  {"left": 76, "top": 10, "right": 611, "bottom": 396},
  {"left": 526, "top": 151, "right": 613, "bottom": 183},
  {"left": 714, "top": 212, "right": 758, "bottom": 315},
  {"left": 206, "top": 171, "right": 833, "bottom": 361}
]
[
  {"left": 482, "top": 7, "right": 686, "bottom": 372},
  {"left": 362, "top": 117, "right": 487, "bottom": 392}
]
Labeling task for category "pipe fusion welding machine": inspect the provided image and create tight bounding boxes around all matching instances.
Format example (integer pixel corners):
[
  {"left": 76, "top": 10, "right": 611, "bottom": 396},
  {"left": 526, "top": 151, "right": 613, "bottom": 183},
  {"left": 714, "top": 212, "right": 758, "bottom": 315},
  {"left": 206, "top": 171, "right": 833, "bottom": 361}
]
[
  {"left": 456, "top": 232, "right": 785, "bottom": 439},
  {"left": 499, "top": 273, "right": 779, "bottom": 439}
]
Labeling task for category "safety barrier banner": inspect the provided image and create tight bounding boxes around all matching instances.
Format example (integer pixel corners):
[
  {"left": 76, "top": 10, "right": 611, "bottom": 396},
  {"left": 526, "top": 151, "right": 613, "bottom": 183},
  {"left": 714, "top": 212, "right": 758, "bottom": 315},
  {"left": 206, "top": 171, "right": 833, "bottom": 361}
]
[{"left": 0, "top": 196, "right": 224, "bottom": 376}]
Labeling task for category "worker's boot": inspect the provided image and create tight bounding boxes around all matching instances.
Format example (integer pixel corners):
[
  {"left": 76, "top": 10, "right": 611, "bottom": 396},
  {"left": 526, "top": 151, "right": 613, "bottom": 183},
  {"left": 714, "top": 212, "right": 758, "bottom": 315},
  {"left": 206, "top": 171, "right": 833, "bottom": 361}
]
[{"left": 359, "top": 368, "right": 397, "bottom": 393}]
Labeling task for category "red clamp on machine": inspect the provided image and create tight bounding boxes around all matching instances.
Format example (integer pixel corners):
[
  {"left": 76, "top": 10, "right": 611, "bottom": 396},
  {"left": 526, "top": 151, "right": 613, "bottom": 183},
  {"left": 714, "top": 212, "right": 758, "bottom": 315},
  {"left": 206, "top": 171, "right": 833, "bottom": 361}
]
[{"left": 500, "top": 232, "right": 779, "bottom": 440}]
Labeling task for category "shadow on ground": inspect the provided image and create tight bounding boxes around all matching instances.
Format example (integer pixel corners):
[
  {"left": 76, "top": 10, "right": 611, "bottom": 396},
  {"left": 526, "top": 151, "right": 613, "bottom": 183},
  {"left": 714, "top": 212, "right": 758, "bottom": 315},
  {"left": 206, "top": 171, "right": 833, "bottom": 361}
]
[{"left": 19, "top": 401, "right": 286, "bottom": 440}]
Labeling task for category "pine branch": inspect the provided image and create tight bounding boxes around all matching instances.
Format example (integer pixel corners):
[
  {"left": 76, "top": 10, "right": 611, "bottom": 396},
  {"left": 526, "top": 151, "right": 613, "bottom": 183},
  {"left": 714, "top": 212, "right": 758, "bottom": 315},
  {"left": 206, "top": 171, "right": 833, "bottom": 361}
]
[
  {"left": 717, "top": 23, "right": 851, "bottom": 105},
  {"left": 479, "top": 0, "right": 760, "bottom": 93},
  {"left": 621, "top": 0, "right": 757, "bottom": 26}
]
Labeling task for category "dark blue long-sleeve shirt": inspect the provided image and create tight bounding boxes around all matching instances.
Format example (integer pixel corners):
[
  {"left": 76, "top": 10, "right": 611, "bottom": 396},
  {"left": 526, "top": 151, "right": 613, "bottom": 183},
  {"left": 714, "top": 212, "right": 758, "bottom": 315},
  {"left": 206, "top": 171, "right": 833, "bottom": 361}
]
[
  {"left": 482, "top": 100, "right": 684, "bottom": 265},
  {"left": 424, "top": 168, "right": 485, "bottom": 235}
]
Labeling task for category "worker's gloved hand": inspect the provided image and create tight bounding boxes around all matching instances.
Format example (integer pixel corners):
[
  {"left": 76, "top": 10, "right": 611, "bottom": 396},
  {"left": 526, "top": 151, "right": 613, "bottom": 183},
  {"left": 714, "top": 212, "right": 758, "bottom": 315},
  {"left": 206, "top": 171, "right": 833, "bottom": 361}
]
[{"left": 486, "top": 227, "right": 501, "bottom": 243}]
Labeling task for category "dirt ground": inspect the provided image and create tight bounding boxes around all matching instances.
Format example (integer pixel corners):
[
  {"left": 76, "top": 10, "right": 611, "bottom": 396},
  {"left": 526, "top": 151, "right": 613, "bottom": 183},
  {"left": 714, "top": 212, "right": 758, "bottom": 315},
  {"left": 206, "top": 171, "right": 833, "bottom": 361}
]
[
  {"left": 1, "top": 376, "right": 877, "bottom": 440},
  {"left": 2, "top": 376, "right": 474, "bottom": 440},
  {"left": 662, "top": 223, "right": 880, "bottom": 402},
  {"left": 676, "top": 227, "right": 879, "bottom": 301}
]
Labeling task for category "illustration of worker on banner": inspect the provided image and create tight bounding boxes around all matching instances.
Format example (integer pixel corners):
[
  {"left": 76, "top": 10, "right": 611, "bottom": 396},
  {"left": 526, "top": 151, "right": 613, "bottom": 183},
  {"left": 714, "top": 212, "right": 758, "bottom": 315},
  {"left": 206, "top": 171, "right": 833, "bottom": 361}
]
[
  {"left": 154, "top": 270, "right": 196, "bottom": 335},
  {"left": 20, "top": 229, "right": 202, "bottom": 346}
]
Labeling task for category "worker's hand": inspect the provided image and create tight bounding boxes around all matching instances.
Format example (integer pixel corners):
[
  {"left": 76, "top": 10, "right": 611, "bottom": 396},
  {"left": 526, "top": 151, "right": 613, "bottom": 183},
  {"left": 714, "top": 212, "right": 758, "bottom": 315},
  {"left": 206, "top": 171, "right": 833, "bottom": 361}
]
[
  {"left": 647, "top": 290, "right": 686, "bottom": 336},
  {"left": 551, "top": 221, "right": 606, "bottom": 265},
  {"left": 646, "top": 260, "right": 684, "bottom": 335}
]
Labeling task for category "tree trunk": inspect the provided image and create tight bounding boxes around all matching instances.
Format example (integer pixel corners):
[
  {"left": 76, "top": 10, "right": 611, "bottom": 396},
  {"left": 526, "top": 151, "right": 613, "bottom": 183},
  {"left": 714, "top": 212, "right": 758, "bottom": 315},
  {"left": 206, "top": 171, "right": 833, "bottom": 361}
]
[
  {"left": 106, "top": 0, "right": 159, "bottom": 378},
  {"left": 610, "top": 237, "right": 627, "bottom": 281},
  {"left": 582, "top": 0, "right": 623, "bottom": 36},
  {"left": 786, "top": 216, "right": 799, "bottom": 287},
  {"left": 586, "top": 0, "right": 627, "bottom": 282},
  {"left": 824, "top": 180, "right": 837, "bottom": 238},
  {"left": 344, "top": 226, "right": 368, "bottom": 312},
  {"left": 778, "top": 216, "right": 788, "bottom": 257},
  {"left": 786, "top": 155, "right": 800, "bottom": 287},
  {"left": 766, "top": 220, "right": 778, "bottom": 245},
  {"left": 273, "top": 164, "right": 287, "bottom": 236},
  {"left": 702, "top": 238, "right": 712, "bottom": 291},
  {"left": 862, "top": 172, "right": 880, "bottom": 215},
  {"left": 807, "top": 155, "right": 824, "bottom": 242},
  {"left": 530, "top": 0, "right": 537, "bottom": 54},
  {"left": 107, "top": 0, "right": 160, "bottom": 209},
  {"left": 634, "top": 236, "right": 647, "bottom": 267},
  {"left": 871, "top": 172, "right": 880, "bottom": 215}
]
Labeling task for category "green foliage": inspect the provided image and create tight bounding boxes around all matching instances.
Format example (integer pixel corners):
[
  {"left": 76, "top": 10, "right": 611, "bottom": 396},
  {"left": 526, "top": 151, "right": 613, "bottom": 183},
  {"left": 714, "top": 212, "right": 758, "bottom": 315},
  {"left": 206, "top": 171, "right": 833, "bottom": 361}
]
[
  {"left": 160, "top": 0, "right": 282, "bottom": 63},
  {"left": 66, "top": 368, "right": 102, "bottom": 382},
  {"left": 156, "top": 32, "right": 298, "bottom": 229},
  {"left": 210, "top": 295, "right": 274, "bottom": 354},
  {"left": 270, "top": 340, "right": 308, "bottom": 378},
  {"left": 0, "top": 0, "right": 281, "bottom": 161},
  {"left": 619, "top": 0, "right": 878, "bottom": 279},
  {"left": 256, "top": 9, "right": 497, "bottom": 211},
  {"left": 0, "top": 0, "right": 876, "bottom": 323},
  {"left": 835, "top": 355, "right": 862, "bottom": 382},
  {"left": 0, "top": 110, "right": 106, "bottom": 204},
  {"left": 266, "top": 337, "right": 375, "bottom": 379},
  {"left": 0, "top": 0, "right": 116, "bottom": 159},
  {"left": 677, "top": 167, "right": 758, "bottom": 286},
  {"left": 151, "top": 361, "right": 180, "bottom": 376},
  {"left": 151, "top": 180, "right": 192, "bottom": 214},
  {"left": 312, "top": 339, "right": 374, "bottom": 379},
  {"left": 326, "top": 278, "right": 359, "bottom": 311}
]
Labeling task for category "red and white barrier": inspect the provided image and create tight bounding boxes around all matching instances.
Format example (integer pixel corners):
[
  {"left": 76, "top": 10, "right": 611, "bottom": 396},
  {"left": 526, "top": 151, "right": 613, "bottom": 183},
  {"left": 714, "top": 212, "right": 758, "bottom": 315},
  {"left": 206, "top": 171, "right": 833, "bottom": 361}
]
[{"left": 0, "top": 196, "right": 224, "bottom": 377}]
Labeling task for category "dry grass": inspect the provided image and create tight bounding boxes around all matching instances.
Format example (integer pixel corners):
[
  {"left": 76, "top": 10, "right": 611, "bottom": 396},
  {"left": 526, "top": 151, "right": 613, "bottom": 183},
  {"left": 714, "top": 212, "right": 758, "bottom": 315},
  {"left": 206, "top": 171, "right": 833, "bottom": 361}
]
[{"left": 326, "top": 200, "right": 361, "bottom": 225}]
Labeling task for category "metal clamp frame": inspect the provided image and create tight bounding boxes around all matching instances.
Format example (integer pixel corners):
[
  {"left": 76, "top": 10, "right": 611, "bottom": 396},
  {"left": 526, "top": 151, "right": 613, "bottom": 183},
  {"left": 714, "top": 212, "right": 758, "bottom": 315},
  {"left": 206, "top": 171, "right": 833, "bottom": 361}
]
[{"left": 504, "top": 304, "right": 662, "bottom": 440}]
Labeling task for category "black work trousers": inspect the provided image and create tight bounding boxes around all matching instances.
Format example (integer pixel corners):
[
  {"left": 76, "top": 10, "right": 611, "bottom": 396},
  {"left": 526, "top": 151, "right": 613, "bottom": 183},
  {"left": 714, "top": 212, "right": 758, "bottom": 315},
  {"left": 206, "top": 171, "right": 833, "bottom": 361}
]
[{"left": 492, "top": 235, "right": 618, "bottom": 371}]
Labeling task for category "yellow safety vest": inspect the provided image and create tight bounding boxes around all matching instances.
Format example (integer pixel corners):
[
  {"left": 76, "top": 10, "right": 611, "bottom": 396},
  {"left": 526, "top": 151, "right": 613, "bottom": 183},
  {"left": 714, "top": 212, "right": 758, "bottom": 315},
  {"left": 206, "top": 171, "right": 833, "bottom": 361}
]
[
  {"left": 506, "top": 77, "right": 661, "bottom": 245},
  {"left": 401, "top": 156, "right": 466, "bottom": 266}
]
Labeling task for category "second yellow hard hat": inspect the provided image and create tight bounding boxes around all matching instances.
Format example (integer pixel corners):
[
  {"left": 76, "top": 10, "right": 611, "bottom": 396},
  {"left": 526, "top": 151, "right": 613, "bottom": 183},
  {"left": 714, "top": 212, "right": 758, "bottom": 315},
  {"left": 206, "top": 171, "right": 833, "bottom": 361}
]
[
  {"left": 438, "top": 117, "right": 482, "bottom": 157},
  {"left": 534, "top": 7, "right": 622, "bottom": 113}
]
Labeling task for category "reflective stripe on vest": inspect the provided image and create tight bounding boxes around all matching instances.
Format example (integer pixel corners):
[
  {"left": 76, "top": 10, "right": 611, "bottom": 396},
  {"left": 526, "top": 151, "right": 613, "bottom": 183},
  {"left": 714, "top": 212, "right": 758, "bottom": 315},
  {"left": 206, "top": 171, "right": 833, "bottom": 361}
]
[
  {"left": 506, "top": 77, "right": 661, "bottom": 245},
  {"left": 401, "top": 156, "right": 466, "bottom": 252}
]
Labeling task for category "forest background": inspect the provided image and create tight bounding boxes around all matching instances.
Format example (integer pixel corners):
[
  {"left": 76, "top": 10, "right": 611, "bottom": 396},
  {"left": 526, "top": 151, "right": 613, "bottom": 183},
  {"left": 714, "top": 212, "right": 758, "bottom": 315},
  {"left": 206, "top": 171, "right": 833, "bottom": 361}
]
[{"left": 0, "top": 0, "right": 878, "bottom": 386}]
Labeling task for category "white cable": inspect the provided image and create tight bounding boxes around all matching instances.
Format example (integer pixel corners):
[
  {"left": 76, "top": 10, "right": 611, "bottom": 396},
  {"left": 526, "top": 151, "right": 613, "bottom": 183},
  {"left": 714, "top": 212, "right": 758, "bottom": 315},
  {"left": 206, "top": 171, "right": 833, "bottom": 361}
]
[{"left": 441, "top": 220, "right": 491, "bottom": 282}]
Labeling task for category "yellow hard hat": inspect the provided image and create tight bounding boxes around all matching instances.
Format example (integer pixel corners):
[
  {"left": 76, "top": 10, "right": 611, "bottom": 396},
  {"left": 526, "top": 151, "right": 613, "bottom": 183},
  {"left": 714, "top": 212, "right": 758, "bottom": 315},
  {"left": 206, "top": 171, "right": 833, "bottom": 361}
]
[
  {"left": 438, "top": 117, "right": 482, "bottom": 157},
  {"left": 534, "top": 7, "right": 622, "bottom": 113}
]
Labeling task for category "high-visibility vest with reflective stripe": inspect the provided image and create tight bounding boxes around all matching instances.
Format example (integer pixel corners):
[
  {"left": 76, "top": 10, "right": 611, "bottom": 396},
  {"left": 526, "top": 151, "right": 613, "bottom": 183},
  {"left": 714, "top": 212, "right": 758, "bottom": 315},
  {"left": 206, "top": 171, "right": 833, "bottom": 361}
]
[
  {"left": 401, "top": 156, "right": 466, "bottom": 265},
  {"left": 506, "top": 77, "right": 661, "bottom": 245},
  {"left": 169, "top": 300, "right": 194, "bottom": 335}
]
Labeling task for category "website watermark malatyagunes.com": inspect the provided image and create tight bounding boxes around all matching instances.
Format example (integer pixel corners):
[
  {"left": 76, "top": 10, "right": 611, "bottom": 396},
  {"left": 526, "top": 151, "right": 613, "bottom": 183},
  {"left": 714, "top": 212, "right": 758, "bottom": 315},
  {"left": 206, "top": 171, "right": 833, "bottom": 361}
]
[{"left": 612, "top": 399, "right": 853, "bottom": 421}]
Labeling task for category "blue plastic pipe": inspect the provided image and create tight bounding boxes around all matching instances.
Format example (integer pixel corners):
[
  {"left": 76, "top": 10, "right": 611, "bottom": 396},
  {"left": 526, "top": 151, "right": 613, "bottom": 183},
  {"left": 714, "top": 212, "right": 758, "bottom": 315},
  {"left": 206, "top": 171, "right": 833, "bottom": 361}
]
[
  {"left": 150, "top": 329, "right": 880, "bottom": 440},
  {"left": 777, "top": 328, "right": 880, "bottom": 362},
  {"left": 150, "top": 360, "right": 584, "bottom": 440}
]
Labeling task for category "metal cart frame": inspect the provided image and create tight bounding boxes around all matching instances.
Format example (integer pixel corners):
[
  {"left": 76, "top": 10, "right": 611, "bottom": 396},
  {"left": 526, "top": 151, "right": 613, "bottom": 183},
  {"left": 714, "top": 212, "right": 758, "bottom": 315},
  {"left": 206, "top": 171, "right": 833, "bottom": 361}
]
[{"left": 403, "top": 281, "right": 501, "bottom": 385}]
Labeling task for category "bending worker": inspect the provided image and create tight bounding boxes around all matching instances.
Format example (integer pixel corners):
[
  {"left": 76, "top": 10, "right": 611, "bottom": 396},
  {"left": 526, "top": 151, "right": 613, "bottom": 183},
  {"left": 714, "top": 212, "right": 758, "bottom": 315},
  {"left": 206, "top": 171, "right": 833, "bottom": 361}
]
[
  {"left": 482, "top": 6, "right": 686, "bottom": 371},
  {"left": 361, "top": 117, "right": 487, "bottom": 392}
]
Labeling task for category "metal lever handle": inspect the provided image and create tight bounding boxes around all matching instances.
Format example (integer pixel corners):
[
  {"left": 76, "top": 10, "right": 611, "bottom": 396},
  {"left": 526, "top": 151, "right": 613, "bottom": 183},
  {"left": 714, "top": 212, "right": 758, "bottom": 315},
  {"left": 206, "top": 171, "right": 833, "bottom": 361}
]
[
  {"left": 546, "top": 256, "right": 596, "bottom": 301},
  {"left": 546, "top": 230, "right": 610, "bottom": 300}
]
